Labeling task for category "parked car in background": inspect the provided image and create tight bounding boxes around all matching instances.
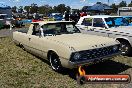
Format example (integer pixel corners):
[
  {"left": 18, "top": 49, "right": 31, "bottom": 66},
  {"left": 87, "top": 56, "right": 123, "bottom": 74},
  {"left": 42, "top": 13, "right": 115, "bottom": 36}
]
[
  {"left": 0, "top": 14, "right": 13, "bottom": 27},
  {"left": 13, "top": 21, "right": 120, "bottom": 72},
  {"left": 49, "top": 13, "right": 63, "bottom": 21},
  {"left": 77, "top": 15, "right": 132, "bottom": 55}
]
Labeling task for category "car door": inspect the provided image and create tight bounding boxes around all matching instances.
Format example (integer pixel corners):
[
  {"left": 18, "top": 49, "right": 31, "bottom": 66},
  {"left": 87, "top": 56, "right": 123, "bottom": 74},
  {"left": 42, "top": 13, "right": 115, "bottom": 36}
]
[
  {"left": 91, "top": 18, "right": 108, "bottom": 37},
  {"left": 28, "top": 23, "right": 46, "bottom": 58},
  {"left": 103, "top": 17, "right": 120, "bottom": 38},
  {"left": 77, "top": 17, "right": 95, "bottom": 35}
]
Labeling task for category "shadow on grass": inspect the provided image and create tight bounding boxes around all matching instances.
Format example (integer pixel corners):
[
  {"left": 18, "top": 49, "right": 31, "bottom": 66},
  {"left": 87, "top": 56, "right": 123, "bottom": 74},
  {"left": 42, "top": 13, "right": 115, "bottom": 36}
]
[
  {"left": 27, "top": 54, "right": 132, "bottom": 81},
  {"left": 59, "top": 60, "right": 132, "bottom": 80},
  {"left": 126, "top": 54, "right": 132, "bottom": 57}
]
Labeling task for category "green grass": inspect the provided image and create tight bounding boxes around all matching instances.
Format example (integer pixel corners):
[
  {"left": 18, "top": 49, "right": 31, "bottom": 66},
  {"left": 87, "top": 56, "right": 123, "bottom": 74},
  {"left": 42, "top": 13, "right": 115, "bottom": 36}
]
[{"left": 0, "top": 37, "right": 132, "bottom": 88}]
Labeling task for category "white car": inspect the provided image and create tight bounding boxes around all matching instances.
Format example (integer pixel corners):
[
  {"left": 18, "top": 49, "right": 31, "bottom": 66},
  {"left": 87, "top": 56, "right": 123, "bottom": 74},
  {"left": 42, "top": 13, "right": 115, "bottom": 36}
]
[{"left": 76, "top": 15, "right": 132, "bottom": 55}]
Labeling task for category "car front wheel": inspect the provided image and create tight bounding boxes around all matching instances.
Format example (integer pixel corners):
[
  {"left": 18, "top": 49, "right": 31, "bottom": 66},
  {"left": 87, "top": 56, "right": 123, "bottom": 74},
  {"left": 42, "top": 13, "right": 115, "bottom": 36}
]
[
  {"left": 49, "top": 52, "right": 63, "bottom": 72},
  {"left": 120, "top": 42, "right": 131, "bottom": 56}
]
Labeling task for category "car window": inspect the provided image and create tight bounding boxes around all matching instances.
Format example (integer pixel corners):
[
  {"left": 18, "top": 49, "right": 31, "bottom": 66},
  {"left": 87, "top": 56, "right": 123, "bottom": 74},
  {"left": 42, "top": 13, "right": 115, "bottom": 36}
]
[
  {"left": 41, "top": 22, "right": 80, "bottom": 35},
  {"left": 93, "top": 18, "right": 105, "bottom": 27},
  {"left": 105, "top": 17, "right": 129, "bottom": 28},
  {"left": 114, "top": 18, "right": 124, "bottom": 25},
  {"left": 32, "top": 23, "right": 40, "bottom": 36},
  {"left": 42, "top": 24, "right": 58, "bottom": 35},
  {"left": 81, "top": 18, "right": 92, "bottom": 26}
]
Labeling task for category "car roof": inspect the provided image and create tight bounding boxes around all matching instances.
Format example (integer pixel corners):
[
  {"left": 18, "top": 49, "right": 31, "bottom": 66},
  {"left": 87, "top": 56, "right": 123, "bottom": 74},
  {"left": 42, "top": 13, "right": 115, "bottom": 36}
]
[
  {"left": 31, "top": 21, "right": 74, "bottom": 25},
  {"left": 91, "top": 15, "right": 122, "bottom": 18},
  {"left": 122, "top": 16, "right": 132, "bottom": 18},
  {"left": 82, "top": 15, "right": 122, "bottom": 19},
  {"left": 77, "top": 15, "right": 122, "bottom": 25}
]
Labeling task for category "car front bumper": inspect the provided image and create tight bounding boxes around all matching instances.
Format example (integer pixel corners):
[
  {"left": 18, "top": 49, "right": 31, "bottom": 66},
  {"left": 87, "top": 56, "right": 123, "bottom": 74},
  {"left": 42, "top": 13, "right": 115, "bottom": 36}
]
[{"left": 66, "top": 52, "right": 121, "bottom": 69}]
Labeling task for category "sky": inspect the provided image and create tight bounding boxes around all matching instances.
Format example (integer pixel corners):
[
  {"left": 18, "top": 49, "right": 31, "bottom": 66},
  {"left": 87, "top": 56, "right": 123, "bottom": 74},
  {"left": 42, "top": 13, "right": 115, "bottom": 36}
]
[{"left": 0, "top": 0, "right": 131, "bottom": 9}]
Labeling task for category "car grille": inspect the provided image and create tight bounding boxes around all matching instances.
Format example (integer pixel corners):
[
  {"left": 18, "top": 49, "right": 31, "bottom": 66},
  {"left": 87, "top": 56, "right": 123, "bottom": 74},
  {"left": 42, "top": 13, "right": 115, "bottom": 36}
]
[{"left": 70, "top": 45, "right": 120, "bottom": 62}]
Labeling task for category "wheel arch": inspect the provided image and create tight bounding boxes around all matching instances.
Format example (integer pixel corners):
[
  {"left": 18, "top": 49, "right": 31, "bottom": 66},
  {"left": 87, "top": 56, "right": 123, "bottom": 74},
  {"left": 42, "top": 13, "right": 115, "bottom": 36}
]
[
  {"left": 47, "top": 49, "right": 59, "bottom": 60},
  {"left": 116, "top": 37, "right": 131, "bottom": 47}
]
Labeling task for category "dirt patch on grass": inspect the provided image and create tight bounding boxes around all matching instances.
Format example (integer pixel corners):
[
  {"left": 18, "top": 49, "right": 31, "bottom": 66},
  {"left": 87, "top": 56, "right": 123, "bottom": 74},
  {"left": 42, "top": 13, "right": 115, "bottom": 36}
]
[{"left": 0, "top": 37, "right": 132, "bottom": 88}]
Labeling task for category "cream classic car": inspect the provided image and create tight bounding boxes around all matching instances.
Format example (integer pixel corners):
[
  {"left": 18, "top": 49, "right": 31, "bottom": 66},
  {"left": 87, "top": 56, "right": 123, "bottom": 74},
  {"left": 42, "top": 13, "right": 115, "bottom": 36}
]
[{"left": 13, "top": 21, "right": 120, "bottom": 72}]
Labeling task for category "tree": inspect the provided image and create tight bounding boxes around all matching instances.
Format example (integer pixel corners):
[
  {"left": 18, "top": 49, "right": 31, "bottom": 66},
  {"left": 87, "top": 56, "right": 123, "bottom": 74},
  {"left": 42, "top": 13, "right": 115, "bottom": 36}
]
[
  {"left": 53, "top": 4, "right": 71, "bottom": 14},
  {"left": 38, "top": 5, "right": 53, "bottom": 16},
  {"left": 30, "top": 3, "right": 38, "bottom": 14},
  {"left": 82, "top": 6, "right": 89, "bottom": 11},
  {"left": 24, "top": 4, "right": 38, "bottom": 14},
  {"left": 24, "top": 6, "right": 31, "bottom": 13},
  {"left": 18, "top": 6, "right": 23, "bottom": 13},
  {"left": 66, "top": 6, "right": 71, "bottom": 12},
  {"left": 110, "top": 3, "right": 118, "bottom": 13},
  {"left": 128, "top": 1, "right": 132, "bottom": 7},
  {"left": 118, "top": 1, "right": 127, "bottom": 7},
  {"left": 12, "top": 6, "right": 17, "bottom": 13},
  {"left": 24, "top": 3, "right": 71, "bottom": 15}
]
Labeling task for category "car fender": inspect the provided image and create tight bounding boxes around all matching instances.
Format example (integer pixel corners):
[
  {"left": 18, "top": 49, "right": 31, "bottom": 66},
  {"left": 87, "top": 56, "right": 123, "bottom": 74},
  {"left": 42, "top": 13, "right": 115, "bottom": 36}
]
[{"left": 115, "top": 36, "right": 132, "bottom": 47}]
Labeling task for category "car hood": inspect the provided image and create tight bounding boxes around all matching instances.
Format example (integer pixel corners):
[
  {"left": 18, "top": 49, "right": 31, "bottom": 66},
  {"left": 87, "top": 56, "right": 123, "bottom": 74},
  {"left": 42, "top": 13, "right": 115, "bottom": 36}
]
[{"left": 46, "top": 33, "right": 118, "bottom": 51}]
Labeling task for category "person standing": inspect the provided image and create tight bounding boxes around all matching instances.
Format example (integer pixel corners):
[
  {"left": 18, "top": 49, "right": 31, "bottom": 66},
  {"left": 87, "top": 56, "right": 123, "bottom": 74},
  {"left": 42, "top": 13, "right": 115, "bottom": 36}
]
[
  {"left": 64, "top": 11, "right": 70, "bottom": 21},
  {"left": 70, "top": 11, "right": 74, "bottom": 21},
  {"left": 80, "top": 11, "right": 87, "bottom": 17},
  {"left": 76, "top": 11, "right": 81, "bottom": 23}
]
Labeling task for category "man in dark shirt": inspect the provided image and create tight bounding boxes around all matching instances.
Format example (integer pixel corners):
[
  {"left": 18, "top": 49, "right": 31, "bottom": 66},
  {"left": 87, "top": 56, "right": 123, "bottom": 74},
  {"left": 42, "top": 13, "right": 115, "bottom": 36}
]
[{"left": 64, "top": 11, "right": 70, "bottom": 21}]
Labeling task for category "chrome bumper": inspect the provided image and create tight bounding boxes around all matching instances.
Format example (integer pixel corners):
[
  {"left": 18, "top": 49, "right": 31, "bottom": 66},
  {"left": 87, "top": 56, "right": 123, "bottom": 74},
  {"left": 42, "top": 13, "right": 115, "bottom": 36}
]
[{"left": 68, "top": 52, "right": 121, "bottom": 69}]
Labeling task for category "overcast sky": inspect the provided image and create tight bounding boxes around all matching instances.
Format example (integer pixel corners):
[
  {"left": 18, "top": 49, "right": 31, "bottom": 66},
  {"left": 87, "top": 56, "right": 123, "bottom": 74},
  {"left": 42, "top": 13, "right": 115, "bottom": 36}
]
[{"left": 0, "top": 0, "right": 131, "bottom": 9}]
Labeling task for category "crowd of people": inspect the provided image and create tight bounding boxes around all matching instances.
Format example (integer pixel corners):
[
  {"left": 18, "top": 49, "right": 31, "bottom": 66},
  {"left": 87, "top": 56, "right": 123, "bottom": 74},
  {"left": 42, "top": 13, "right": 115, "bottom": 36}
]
[
  {"left": 10, "top": 10, "right": 88, "bottom": 28},
  {"left": 64, "top": 11, "right": 87, "bottom": 23}
]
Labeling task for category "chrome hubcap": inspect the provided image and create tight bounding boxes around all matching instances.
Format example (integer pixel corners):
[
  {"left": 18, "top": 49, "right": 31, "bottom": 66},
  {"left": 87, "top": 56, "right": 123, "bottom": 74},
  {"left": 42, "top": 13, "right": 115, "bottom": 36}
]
[
  {"left": 121, "top": 44, "right": 128, "bottom": 54},
  {"left": 50, "top": 56, "right": 59, "bottom": 70}
]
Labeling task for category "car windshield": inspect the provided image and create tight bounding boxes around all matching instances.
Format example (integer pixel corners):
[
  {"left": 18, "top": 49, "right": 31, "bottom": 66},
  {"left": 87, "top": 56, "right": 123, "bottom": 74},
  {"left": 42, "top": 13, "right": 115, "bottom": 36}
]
[
  {"left": 42, "top": 22, "right": 80, "bottom": 35},
  {"left": 105, "top": 17, "right": 129, "bottom": 28}
]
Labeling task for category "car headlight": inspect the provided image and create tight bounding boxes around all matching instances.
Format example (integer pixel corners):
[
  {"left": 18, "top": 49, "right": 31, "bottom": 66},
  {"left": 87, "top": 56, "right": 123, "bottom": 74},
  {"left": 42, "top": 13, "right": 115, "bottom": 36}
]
[{"left": 73, "top": 52, "right": 81, "bottom": 60}]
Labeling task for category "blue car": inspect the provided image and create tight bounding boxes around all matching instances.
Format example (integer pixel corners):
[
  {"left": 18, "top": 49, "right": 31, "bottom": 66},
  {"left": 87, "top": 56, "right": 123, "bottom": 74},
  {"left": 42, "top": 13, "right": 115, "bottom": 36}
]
[
  {"left": 18, "top": 19, "right": 32, "bottom": 24},
  {"left": 49, "top": 13, "right": 63, "bottom": 21}
]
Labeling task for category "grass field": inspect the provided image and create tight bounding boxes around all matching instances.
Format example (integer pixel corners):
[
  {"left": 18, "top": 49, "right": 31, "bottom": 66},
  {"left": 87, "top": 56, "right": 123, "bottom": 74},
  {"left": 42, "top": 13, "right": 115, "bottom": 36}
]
[{"left": 0, "top": 37, "right": 132, "bottom": 88}]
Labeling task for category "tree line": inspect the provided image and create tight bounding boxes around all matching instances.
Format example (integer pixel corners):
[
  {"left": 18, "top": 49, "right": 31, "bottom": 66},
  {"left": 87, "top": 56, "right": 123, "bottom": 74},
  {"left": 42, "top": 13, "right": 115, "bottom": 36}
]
[
  {"left": 110, "top": 1, "right": 132, "bottom": 13},
  {"left": 12, "top": 3, "right": 71, "bottom": 16},
  {"left": 11, "top": 1, "right": 132, "bottom": 16}
]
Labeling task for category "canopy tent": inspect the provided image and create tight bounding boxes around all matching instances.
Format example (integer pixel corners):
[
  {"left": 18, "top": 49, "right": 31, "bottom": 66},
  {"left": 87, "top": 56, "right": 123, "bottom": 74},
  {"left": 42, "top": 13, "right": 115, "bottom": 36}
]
[
  {"left": 87, "top": 2, "right": 112, "bottom": 12},
  {"left": 0, "top": 4, "right": 11, "bottom": 9},
  {"left": 0, "top": 4, "right": 12, "bottom": 17}
]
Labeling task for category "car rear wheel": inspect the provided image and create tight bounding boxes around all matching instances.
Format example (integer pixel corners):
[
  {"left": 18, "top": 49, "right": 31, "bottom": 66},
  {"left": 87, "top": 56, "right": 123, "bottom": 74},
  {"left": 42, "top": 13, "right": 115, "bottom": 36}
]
[{"left": 49, "top": 52, "right": 63, "bottom": 72}]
